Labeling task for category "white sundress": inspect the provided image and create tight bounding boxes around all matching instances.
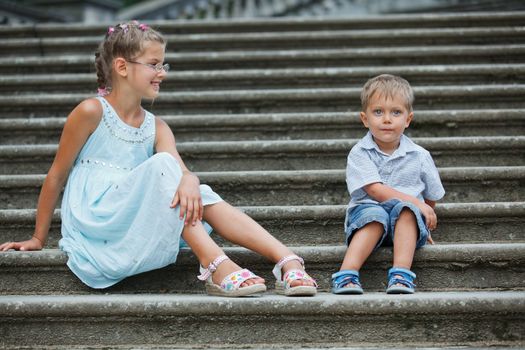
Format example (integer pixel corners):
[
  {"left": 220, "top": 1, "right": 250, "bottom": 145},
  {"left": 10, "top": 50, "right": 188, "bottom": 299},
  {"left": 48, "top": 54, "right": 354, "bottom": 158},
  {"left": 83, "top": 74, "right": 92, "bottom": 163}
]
[{"left": 59, "top": 96, "right": 222, "bottom": 288}]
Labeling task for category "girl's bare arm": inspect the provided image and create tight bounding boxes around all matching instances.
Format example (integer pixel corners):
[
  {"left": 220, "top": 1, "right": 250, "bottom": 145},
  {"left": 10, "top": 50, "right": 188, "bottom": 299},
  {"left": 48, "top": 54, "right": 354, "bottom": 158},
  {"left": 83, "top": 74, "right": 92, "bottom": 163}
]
[
  {"left": 154, "top": 117, "right": 202, "bottom": 226},
  {"left": 0, "top": 99, "right": 101, "bottom": 251}
]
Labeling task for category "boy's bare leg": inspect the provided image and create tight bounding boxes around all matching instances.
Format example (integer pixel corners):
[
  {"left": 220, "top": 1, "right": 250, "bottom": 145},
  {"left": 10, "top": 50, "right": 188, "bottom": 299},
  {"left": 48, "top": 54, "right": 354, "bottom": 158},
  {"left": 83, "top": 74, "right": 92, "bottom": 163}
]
[
  {"left": 182, "top": 220, "right": 264, "bottom": 287},
  {"left": 202, "top": 201, "right": 315, "bottom": 287},
  {"left": 392, "top": 208, "right": 418, "bottom": 270},
  {"left": 340, "top": 222, "right": 383, "bottom": 272}
]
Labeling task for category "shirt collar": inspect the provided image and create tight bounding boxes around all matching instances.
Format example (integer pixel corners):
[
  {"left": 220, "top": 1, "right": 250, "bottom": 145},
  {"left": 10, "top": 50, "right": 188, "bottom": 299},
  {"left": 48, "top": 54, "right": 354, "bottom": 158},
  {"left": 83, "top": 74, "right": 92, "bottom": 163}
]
[{"left": 360, "top": 131, "right": 417, "bottom": 157}]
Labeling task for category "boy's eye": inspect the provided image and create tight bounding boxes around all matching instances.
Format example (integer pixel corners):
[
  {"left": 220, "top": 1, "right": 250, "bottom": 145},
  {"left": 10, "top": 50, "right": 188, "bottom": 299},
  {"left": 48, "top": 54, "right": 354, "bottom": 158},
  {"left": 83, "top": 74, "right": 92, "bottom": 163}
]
[
  {"left": 373, "top": 109, "right": 382, "bottom": 116},
  {"left": 392, "top": 110, "right": 402, "bottom": 116}
]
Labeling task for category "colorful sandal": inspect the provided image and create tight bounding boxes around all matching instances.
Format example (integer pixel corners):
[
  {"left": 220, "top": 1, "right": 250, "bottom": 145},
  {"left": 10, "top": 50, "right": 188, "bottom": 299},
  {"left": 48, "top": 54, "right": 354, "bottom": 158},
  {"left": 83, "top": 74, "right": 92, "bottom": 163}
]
[
  {"left": 331, "top": 270, "right": 364, "bottom": 295},
  {"left": 386, "top": 267, "right": 416, "bottom": 294},
  {"left": 198, "top": 255, "right": 266, "bottom": 297},
  {"left": 272, "top": 255, "right": 317, "bottom": 296}
]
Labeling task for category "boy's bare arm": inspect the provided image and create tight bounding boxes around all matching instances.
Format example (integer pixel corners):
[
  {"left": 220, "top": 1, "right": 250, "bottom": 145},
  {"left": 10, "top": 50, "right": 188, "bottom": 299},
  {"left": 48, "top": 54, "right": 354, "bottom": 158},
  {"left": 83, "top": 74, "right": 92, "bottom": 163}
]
[
  {"left": 425, "top": 199, "right": 436, "bottom": 208},
  {"left": 364, "top": 182, "right": 437, "bottom": 230}
]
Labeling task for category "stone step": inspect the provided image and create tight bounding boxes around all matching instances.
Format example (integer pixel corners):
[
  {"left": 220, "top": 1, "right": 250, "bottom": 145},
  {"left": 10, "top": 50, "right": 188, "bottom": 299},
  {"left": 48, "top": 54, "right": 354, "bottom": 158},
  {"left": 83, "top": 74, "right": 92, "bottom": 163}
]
[
  {"left": 0, "top": 291, "right": 523, "bottom": 348},
  {"left": 1, "top": 109, "right": 524, "bottom": 144},
  {"left": 1, "top": 27, "right": 524, "bottom": 56},
  {"left": 2, "top": 202, "right": 523, "bottom": 247},
  {"left": 2, "top": 12, "right": 524, "bottom": 38},
  {"left": 1, "top": 44, "right": 523, "bottom": 74},
  {"left": 1, "top": 85, "right": 525, "bottom": 118},
  {"left": 1, "top": 243, "right": 524, "bottom": 295},
  {"left": 1, "top": 137, "right": 522, "bottom": 174},
  {"left": 3, "top": 64, "right": 524, "bottom": 93},
  {"left": 1, "top": 167, "right": 523, "bottom": 209}
]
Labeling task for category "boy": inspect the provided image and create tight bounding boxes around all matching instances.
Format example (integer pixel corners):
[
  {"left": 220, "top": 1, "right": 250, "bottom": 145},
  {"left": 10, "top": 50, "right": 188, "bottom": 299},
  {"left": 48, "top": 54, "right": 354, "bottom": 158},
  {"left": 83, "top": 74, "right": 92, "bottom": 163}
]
[{"left": 332, "top": 74, "right": 445, "bottom": 294}]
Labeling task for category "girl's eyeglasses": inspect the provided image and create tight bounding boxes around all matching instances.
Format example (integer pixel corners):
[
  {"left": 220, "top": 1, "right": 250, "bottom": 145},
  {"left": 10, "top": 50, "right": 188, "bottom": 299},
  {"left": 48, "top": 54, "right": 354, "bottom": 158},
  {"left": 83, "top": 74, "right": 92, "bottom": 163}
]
[{"left": 128, "top": 61, "right": 170, "bottom": 73}]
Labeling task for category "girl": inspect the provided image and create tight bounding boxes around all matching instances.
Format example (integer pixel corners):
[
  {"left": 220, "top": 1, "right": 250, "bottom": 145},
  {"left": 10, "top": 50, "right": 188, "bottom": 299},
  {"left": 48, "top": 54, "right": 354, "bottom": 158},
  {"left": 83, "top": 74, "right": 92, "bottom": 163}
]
[{"left": 0, "top": 21, "right": 317, "bottom": 297}]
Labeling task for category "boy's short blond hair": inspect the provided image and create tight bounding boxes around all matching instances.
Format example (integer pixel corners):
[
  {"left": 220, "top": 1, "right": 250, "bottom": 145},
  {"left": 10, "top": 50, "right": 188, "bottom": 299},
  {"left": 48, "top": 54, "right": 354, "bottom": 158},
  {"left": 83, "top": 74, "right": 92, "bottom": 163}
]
[{"left": 361, "top": 74, "right": 414, "bottom": 112}]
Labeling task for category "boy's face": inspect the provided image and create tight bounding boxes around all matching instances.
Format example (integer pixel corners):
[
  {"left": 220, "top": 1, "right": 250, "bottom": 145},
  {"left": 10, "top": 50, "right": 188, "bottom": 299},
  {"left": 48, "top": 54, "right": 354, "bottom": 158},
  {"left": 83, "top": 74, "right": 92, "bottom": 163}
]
[{"left": 360, "top": 92, "right": 413, "bottom": 154}]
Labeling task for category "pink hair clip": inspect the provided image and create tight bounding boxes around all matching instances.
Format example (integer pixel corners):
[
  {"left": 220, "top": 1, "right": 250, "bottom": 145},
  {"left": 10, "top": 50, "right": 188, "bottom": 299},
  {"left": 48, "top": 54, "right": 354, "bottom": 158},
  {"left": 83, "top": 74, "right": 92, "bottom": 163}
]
[
  {"left": 138, "top": 23, "right": 149, "bottom": 31},
  {"left": 97, "top": 87, "right": 109, "bottom": 97},
  {"left": 107, "top": 26, "right": 115, "bottom": 35}
]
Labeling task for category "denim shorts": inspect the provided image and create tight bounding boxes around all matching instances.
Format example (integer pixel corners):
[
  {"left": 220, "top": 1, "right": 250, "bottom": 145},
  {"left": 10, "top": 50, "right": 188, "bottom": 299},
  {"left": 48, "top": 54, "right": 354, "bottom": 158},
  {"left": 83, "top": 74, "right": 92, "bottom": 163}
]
[{"left": 344, "top": 199, "right": 429, "bottom": 250}]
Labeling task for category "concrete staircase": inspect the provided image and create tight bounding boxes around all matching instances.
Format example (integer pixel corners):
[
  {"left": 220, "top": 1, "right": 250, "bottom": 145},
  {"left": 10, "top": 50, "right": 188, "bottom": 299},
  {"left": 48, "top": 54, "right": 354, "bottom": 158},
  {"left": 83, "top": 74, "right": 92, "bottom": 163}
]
[{"left": 0, "top": 11, "right": 524, "bottom": 349}]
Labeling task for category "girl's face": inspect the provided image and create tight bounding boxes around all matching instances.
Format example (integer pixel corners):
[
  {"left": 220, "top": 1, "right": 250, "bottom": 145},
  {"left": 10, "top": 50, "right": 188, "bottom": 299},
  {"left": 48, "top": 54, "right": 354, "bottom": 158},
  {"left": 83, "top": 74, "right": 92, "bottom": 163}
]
[
  {"left": 126, "top": 41, "right": 167, "bottom": 99},
  {"left": 360, "top": 92, "right": 413, "bottom": 154}
]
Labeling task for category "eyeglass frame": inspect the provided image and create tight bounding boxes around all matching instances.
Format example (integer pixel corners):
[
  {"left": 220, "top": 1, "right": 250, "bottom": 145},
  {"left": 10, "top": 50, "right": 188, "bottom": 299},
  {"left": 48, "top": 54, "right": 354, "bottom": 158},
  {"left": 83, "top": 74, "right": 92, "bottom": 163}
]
[{"left": 127, "top": 61, "right": 170, "bottom": 73}]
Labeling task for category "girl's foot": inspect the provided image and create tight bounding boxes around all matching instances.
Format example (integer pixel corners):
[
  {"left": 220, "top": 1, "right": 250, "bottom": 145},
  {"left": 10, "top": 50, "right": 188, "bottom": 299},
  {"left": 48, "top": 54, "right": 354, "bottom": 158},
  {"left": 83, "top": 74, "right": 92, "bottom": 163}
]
[
  {"left": 198, "top": 255, "right": 266, "bottom": 297},
  {"left": 281, "top": 259, "right": 317, "bottom": 288},
  {"left": 272, "top": 255, "right": 317, "bottom": 296},
  {"left": 212, "top": 258, "right": 265, "bottom": 287}
]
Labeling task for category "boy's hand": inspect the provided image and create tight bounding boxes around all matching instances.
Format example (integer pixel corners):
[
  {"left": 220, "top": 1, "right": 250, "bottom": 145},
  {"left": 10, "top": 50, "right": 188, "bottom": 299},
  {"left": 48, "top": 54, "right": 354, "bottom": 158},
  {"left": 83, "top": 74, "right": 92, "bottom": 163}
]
[
  {"left": 171, "top": 171, "right": 203, "bottom": 226},
  {"left": 427, "top": 233, "right": 435, "bottom": 245},
  {"left": 418, "top": 202, "right": 437, "bottom": 231},
  {"left": 0, "top": 237, "right": 44, "bottom": 251}
]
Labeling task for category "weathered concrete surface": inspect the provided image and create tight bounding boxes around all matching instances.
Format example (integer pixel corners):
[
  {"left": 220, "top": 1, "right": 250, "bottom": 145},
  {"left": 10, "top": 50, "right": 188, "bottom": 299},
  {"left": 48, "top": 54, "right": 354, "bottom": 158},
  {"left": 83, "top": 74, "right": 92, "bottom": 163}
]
[
  {"left": 1, "top": 85, "right": 525, "bottom": 117},
  {"left": 2, "top": 109, "right": 524, "bottom": 144},
  {"left": 1, "top": 167, "right": 523, "bottom": 208},
  {"left": 1, "top": 27, "right": 524, "bottom": 56},
  {"left": 1, "top": 45, "right": 524, "bottom": 74},
  {"left": 0, "top": 11, "right": 523, "bottom": 349},
  {"left": 0, "top": 85, "right": 524, "bottom": 117},
  {"left": 2, "top": 64, "right": 524, "bottom": 93},
  {"left": 1, "top": 202, "right": 523, "bottom": 247},
  {"left": 2, "top": 11, "right": 525, "bottom": 38},
  {"left": 1, "top": 136, "right": 524, "bottom": 174},
  {"left": 0, "top": 292, "right": 523, "bottom": 348},
  {"left": 1, "top": 244, "right": 523, "bottom": 295}
]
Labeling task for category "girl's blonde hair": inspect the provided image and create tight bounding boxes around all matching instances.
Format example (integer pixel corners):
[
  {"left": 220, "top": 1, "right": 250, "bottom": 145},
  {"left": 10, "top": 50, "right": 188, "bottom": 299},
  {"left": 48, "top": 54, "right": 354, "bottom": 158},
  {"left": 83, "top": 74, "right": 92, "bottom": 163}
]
[
  {"left": 360, "top": 74, "right": 414, "bottom": 112},
  {"left": 95, "top": 21, "right": 166, "bottom": 95}
]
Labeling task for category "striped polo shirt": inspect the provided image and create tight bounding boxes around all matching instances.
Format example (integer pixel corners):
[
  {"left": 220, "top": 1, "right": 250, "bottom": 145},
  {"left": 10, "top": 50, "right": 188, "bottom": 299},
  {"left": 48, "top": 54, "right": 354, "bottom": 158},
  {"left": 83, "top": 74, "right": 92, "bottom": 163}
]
[{"left": 346, "top": 132, "right": 445, "bottom": 210}]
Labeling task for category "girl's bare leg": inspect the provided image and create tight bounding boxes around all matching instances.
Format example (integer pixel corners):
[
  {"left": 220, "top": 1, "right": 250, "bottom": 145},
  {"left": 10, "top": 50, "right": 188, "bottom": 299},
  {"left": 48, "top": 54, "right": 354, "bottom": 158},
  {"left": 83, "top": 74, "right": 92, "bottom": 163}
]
[
  {"left": 202, "top": 201, "right": 315, "bottom": 287},
  {"left": 181, "top": 220, "right": 264, "bottom": 287}
]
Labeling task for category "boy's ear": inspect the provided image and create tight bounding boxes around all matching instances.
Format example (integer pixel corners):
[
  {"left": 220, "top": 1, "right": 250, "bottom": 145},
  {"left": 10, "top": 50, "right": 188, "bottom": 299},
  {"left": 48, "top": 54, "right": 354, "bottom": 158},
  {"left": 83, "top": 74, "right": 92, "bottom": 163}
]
[
  {"left": 114, "top": 57, "right": 128, "bottom": 77},
  {"left": 359, "top": 111, "right": 369, "bottom": 128},
  {"left": 405, "top": 111, "right": 414, "bottom": 127}
]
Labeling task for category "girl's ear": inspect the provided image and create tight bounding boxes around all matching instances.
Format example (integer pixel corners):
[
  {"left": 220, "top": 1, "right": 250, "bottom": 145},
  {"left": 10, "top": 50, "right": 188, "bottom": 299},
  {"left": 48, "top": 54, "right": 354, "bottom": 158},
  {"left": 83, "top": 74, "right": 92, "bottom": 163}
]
[
  {"left": 359, "top": 111, "right": 369, "bottom": 128},
  {"left": 114, "top": 57, "right": 128, "bottom": 77}
]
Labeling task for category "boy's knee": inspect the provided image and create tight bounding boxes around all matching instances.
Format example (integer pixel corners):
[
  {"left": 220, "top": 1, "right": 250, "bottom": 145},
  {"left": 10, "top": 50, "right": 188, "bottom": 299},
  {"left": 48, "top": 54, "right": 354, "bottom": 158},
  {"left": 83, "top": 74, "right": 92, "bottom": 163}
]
[
  {"left": 391, "top": 202, "right": 418, "bottom": 219},
  {"left": 398, "top": 207, "right": 417, "bottom": 221},
  {"left": 362, "top": 221, "right": 384, "bottom": 231}
]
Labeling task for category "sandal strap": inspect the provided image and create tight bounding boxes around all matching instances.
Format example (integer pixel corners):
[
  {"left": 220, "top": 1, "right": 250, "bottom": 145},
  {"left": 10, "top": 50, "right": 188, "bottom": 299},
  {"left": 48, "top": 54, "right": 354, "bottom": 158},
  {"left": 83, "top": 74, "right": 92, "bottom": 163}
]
[
  {"left": 276, "top": 254, "right": 304, "bottom": 268},
  {"left": 220, "top": 268, "right": 260, "bottom": 291},
  {"left": 272, "top": 254, "right": 304, "bottom": 280},
  {"left": 332, "top": 270, "right": 361, "bottom": 289},
  {"left": 282, "top": 269, "right": 318, "bottom": 288},
  {"left": 197, "top": 255, "right": 229, "bottom": 281},
  {"left": 387, "top": 267, "right": 416, "bottom": 288}
]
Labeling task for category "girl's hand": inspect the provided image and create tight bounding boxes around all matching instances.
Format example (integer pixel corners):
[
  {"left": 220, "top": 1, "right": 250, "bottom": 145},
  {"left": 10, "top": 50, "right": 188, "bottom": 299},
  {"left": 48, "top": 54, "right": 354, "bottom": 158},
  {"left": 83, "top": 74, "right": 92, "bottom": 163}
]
[
  {"left": 170, "top": 171, "right": 203, "bottom": 226},
  {"left": 0, "top": 237, "right": 44, "bottom": 252},
  {"left": 427, "top": 233, "right": 435, "bottom": 245}
]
